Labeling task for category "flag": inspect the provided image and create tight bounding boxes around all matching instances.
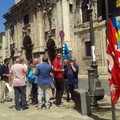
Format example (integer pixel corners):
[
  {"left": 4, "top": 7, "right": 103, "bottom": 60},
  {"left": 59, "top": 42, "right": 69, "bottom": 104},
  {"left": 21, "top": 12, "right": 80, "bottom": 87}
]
[
  {"left": 63, "top": 42, "right": 72, "bottom": 60},
  {"left": 107, "top": 18, "right": 120, "bottom": 104},
  {"left": 112, "top": 17, "right": 120, "bottom": 49},
  {"left": 116, "top": 0, "right": 120, "bottom": 8}
]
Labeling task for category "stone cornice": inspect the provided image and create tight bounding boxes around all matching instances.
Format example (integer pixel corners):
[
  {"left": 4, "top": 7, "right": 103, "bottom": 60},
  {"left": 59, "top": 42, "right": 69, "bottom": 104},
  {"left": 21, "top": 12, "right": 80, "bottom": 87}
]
[
  {"left": 3, "top": 0, "right": 36, "bottom": 21},
  {"left": 74, "top": 20, "right": 106, "bottom": 33}
]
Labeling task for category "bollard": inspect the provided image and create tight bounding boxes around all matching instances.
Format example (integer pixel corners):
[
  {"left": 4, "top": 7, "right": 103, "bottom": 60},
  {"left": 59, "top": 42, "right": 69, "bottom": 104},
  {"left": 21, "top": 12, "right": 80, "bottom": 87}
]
[{"left": 74, "top": 89, "right": 91, "bottom": 115}]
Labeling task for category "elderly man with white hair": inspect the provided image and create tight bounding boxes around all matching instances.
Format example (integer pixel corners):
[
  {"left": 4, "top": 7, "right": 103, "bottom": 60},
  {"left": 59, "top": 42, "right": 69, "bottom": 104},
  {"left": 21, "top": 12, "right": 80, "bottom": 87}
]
[{"left": 10, "top": 56, "right": 28, "bottom": 111}]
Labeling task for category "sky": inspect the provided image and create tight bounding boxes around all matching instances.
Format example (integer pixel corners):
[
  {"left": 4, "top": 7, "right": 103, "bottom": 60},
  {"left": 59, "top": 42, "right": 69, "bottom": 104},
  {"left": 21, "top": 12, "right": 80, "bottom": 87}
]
[{"left": 0, "top": 0, "right": 15, "bottom": 32}]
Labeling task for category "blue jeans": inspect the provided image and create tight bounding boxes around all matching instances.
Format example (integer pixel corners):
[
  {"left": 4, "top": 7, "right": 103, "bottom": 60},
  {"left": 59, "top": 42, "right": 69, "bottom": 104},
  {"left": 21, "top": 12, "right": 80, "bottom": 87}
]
[{"left": 14, "top": 86, "right": 27, "bottom": 109}]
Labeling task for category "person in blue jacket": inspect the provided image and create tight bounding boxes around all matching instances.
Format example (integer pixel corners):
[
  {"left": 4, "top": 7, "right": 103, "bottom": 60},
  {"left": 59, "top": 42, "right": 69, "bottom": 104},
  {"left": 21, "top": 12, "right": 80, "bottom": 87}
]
[{"left": 35, "top": 56, "right": 53, "bottom": 110}]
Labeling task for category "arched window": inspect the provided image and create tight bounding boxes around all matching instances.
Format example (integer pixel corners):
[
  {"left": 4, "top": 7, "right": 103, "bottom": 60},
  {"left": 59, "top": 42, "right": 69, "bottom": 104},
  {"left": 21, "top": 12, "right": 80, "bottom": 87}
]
[
  {"left": 81, "top": 0, "right": 89, "bottom": 23},
  {"left": 23, "top": 35, "right": 33, "bottom": 61}
]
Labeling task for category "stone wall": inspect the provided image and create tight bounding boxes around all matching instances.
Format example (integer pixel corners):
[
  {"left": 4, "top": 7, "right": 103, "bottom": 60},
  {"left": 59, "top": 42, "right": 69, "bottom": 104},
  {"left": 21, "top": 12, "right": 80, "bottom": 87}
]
[{"left": 3, "top": 0, "right": 110, "bottom": 75}]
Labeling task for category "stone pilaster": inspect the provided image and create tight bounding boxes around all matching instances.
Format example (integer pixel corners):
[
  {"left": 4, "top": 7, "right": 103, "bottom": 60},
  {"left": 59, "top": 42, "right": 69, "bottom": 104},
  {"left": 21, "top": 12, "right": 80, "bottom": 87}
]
[
  {"left": 37, "top": 11, "right": 45, "bottom": 52},
  {"left": 62, "top": 0, "right": 71, "bottom": 44},
  {"left": 56, "top": 1, "right": 63, "bottom": 47},
  {"left": 33, "top": 14, "right": 37, "bottom": 47}
]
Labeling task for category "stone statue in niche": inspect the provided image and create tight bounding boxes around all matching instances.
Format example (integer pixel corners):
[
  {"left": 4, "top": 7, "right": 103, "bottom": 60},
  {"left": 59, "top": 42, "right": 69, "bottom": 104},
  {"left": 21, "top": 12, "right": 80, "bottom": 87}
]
[{"left": 46, "top": 38, "right": 56, "bottom": 64}]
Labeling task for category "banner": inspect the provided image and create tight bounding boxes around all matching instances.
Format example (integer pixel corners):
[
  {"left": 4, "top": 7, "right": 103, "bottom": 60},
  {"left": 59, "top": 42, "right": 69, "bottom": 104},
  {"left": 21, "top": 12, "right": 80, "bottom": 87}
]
[
  {"left": 116, "top": 0, "right": 120, "bottom": 7},
  {"left": 63, "top": 42, "right": 72, "bottom": 60},
  {"left": 107, "top": 18, "right": 120, "bottom": 104}
]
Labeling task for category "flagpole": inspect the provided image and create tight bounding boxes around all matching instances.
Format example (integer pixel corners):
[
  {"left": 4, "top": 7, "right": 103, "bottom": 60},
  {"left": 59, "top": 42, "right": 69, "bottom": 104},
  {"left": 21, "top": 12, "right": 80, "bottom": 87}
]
[
  {"left": 61, "top": 37, "right": 63, "bottom": 65},
  {"left": 111, "top": 103, "right": 116, "bottom": 120},
  {"left": 105, "top": 0, "right": 116, "bottom": 120}
]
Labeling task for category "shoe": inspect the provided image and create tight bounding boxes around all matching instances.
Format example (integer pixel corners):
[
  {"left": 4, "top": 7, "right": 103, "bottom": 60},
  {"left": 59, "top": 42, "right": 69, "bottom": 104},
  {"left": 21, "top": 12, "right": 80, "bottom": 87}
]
[
  {"left": 1, "top": 100, "right": 4, "bottom": 103},
  {"left": 32, "top": 101, "right": 38, "bottom": 105},
  {"left": 70, "top": 100, "right": 74, "bottom": 102},
  {"left": 50, "top": 97, "right": 55, "bottom": 100},
  {"left": 5, "top": 98, "right": 13, "bottom": 102},
  {"left": 16, "top": 108, "right": 21, "bottom": 111},
  {"left": 56, "top": 103, "right": 63, "bottom": 107},
  {"left": 22, "top": 106, "right": 29, "bottom": 110},
  {"left": 66, "top": 98, "right": 70, "bottom": 102},
  {"left": 38, "top": 107, "right": 42, "bottom": 111},
  {"left": 45, "top": 106, "right": 50, "bottom": 110}
]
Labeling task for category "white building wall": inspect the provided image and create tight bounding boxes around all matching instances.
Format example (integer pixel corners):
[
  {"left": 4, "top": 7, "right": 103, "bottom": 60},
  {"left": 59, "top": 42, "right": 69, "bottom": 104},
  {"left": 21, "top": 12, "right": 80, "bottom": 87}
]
[
  {"left": 62, "top": 0, "right": 71, "bottom": 44},
  {"left": 15, "top": 0, "right": 21, "bottom": 4}
]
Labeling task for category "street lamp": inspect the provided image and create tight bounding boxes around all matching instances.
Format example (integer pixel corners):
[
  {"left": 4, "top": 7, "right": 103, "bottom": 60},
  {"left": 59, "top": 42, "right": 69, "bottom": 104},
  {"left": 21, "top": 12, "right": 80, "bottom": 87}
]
[{"left": 87, "top": 0, "right": 104, "bottom": 106}]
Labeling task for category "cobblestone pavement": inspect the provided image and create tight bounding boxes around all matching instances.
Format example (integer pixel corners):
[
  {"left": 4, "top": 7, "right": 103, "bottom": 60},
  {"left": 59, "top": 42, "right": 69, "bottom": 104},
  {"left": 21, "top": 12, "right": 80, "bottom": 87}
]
[
  {"left": 0, "top": 91, "right": 92, "bottom": 120},
  {"left": 0, "top": 78, "right": 120, "bottom": 120},
  {"left": 0, "top": 84, "right": 93, "bottom": 120}
]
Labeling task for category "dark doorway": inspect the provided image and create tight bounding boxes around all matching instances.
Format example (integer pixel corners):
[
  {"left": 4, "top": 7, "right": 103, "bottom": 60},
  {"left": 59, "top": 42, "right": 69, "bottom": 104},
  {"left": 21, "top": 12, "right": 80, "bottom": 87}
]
[
  {"left": 23, "top": 35, "right": 33, "bottom": 62},
  {"left": 46, "top": 38, "right": 56, "bottom": 64}
]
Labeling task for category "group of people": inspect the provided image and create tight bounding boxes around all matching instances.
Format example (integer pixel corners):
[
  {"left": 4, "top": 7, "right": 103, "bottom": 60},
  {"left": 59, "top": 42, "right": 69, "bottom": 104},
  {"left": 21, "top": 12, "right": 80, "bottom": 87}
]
[{"left": 0, "top": 51, "right": 79, "bottom": 111}]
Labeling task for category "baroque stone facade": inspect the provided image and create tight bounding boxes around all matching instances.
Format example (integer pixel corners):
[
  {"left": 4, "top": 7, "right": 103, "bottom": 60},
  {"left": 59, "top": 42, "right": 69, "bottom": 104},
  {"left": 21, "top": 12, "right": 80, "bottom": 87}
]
[{"left": 3, "top": 0, "right": 108, "bottom": 75}]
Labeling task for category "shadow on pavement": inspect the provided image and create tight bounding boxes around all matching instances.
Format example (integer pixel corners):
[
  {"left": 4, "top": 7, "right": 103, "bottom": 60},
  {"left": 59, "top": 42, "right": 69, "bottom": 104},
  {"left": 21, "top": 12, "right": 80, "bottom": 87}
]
[
  {"left": 88, "top": 114, "right": 109, "bottom": 120},
  {"left": 9, "top": 105, "right": 15, "bottom": 109},
  {"left": 89, "top": 106, "right": 111, "bottom": 120}
]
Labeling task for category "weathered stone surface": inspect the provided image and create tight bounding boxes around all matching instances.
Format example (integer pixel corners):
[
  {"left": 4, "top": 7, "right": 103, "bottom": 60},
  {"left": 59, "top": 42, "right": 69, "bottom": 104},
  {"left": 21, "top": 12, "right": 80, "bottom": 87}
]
[{"left": 74, "top": 89, "right": 91, "bottom": 115}]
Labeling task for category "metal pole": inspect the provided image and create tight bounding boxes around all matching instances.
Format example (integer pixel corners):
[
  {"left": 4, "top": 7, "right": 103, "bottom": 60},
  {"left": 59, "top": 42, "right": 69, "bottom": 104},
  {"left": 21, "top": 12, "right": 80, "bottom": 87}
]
[
  {"left": 88, "top": 0, "right": 104, "bottom": 106},
  {"left": 105, "top": 0, "right": 116, "bottom": 119},
  {"left": 87, "top": 0, "right": 98, "bottom": 106},
  {"left": 111, "top": 103, "right": 116, "bottom": 120},
  {"left": 61, "top": 38, "right": 63, "bottom": 66}
]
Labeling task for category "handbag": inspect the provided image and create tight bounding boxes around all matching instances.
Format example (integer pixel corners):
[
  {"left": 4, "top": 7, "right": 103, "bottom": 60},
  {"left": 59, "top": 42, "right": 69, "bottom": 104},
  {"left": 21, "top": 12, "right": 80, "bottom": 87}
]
[{"left": 27, "top": 68, "right": 36, "bottom": 83}]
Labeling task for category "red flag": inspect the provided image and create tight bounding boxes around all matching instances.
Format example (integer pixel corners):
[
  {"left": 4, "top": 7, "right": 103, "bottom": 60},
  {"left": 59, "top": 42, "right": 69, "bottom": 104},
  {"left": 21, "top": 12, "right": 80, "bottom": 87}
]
[{"left": 107, "top": 18, "right": 120, "bottom": 104}]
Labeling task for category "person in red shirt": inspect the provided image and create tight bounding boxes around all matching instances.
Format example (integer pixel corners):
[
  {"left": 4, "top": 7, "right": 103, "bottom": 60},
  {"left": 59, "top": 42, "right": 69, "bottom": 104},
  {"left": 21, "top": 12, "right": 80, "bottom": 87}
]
[{"left": 52, "top": 52, "right": 64, "bottom": 106}]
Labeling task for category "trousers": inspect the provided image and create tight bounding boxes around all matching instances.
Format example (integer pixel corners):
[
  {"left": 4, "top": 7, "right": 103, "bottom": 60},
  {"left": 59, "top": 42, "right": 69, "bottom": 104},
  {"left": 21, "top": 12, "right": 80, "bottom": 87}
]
[{"left": 0, "top": 80, "right": 9, "bottom": 101}]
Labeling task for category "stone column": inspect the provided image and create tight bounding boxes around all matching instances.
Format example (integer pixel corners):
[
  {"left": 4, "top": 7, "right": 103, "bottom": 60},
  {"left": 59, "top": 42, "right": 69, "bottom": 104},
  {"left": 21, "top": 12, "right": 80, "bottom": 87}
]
[
  {"left": 15, "top": 23, "right": 18, "bottom": 49},
  {"left": 33, "top": 14, "right": 37, "bottom": 47},
  {"left": 62, "top": 0, "right": 71, "bottom": 43},
  {"left": 37, "top": 11, "right": 45, "bottom": 52},
  {"left": 2, "top": 34, "right": 6, "bottom": 61},
  {"left": 6, "top": 30, "right": 11, "bottom": 57},
  {"left": 56, "top": 1, "right": 63, "bottom": 47}
]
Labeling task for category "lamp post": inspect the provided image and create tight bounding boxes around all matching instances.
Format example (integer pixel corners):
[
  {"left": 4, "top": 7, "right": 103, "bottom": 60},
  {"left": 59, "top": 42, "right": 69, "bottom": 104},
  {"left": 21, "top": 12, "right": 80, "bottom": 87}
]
[{"left": 87, "top": 0, "right": 104, "bottom": 106}]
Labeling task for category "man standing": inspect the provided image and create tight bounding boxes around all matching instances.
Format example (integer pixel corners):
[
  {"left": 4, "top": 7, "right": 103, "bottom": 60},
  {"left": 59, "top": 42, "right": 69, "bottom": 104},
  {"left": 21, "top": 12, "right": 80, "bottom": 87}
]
[
  {"left": 52, "top": 52, "right": 64, "bottom": 106},
  {"left": 30, "top": 58, "right": 38, "bottom": 105},
  {"left": 0, "top": 58, "right": 11, "bottom": 103},
  {"left": 63, "top": 59, "right": 70, "bottom": 102},
  {"left": 36, "top": 56, "right": 53, "bottom": 110},
  {"left": 67, "top": 57, "right": 79, "bottom": 101},
  {"left": 10, "top": 57, "right": 28, "bottom": 111}
]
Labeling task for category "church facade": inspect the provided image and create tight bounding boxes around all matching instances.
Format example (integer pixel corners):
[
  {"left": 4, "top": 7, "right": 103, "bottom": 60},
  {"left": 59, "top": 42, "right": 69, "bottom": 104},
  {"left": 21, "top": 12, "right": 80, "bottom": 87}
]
[{"left": 3, "top": 0, "right": 107, "bottom": 75}]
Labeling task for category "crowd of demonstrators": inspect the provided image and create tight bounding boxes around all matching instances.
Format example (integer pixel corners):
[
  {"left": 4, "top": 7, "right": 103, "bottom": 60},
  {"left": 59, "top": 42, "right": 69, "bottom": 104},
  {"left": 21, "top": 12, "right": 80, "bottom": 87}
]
[
  {"left": 0, "top": 58, "right": 11, "bottom": 103},
  {"left": 9, "top": 57, "right": 28, "bottom": 111},
  {"left": 0, "top": 53, "right": 79, "bottom": 111},
  {"left": 52, "top": 52, "right": 64, "bottom": 106},
  {"left": 35, "top": 56, "right": 53, "bottom": 110}
]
